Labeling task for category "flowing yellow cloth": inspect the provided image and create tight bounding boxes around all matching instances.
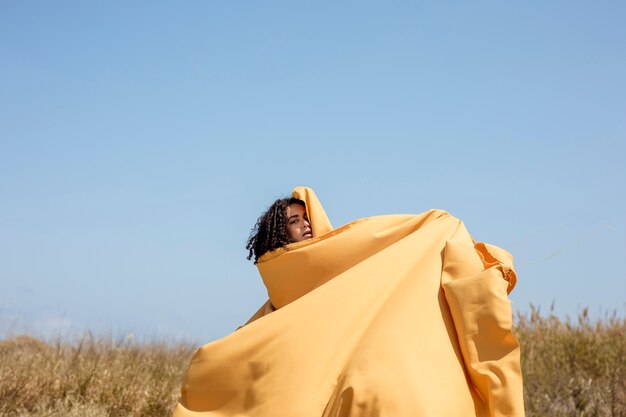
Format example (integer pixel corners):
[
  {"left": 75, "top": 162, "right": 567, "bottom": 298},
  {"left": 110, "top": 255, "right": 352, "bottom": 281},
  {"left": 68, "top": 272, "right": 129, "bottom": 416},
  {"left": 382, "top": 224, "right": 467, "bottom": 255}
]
[{"left": 173, "top": 187, "right": 524, "bottom": 417}]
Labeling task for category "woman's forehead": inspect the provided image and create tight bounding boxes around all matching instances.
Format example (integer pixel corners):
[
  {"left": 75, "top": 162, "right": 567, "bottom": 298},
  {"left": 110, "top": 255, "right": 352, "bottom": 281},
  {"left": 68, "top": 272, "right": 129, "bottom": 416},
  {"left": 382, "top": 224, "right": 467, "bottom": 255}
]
[{"left": 286, "top": 204, "right": 306, "bottom": 218}]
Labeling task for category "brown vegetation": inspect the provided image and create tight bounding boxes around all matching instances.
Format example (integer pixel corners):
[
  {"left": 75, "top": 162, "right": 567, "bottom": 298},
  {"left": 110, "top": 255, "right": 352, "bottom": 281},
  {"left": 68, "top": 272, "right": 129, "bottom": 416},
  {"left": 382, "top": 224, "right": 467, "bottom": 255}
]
[
  {"left": 0, "top": 308, "right": 624, "bottom": 416},
  {"left": 517, "top": 307, "right": 625, "bottom": 417},
  {"left": 0, "top": 334, "right": 195, "bottom": 417}
]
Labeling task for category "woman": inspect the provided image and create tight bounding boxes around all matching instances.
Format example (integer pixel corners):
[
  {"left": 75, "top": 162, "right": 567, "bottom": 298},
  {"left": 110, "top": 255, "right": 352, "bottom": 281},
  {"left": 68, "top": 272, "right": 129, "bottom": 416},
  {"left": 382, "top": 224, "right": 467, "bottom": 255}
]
[{"left": 173, "top": 186, "right": 524, "bottom": 417}]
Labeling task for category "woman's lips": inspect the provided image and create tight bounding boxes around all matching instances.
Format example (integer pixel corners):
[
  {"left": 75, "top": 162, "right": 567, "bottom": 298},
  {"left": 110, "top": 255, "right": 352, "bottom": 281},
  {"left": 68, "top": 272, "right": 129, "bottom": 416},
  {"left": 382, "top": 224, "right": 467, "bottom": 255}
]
[{"left": 303, "top": 230, "right": 313, "bottom": 238}]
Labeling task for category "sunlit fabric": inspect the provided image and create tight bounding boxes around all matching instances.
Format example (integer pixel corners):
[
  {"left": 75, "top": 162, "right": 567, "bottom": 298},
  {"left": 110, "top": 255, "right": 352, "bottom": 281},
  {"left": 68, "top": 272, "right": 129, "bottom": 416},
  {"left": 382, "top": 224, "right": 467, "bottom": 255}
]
[{"left": 173, "top": 187, "right": 524, "bottom": 417}]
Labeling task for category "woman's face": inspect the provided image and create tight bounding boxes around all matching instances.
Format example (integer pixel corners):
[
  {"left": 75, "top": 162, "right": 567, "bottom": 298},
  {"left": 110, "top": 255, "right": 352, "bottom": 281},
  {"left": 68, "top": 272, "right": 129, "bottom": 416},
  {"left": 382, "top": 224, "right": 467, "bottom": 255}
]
[{"left": 286, "top": 203, "right": 312, "bottom": 243}]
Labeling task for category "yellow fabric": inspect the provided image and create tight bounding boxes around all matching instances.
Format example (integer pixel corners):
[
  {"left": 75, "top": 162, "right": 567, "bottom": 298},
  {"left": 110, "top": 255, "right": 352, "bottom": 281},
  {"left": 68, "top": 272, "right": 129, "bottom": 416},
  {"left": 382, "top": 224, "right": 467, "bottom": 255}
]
[{"left": 173, "top": 187, "right": 525, "bottom": 417}]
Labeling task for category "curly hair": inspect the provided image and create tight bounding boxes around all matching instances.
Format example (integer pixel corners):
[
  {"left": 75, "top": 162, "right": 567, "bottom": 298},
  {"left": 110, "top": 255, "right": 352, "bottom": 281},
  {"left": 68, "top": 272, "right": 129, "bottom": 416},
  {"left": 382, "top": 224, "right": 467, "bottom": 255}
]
[{"left": 246, "top": 197, "right": 306, "bottom": 264}]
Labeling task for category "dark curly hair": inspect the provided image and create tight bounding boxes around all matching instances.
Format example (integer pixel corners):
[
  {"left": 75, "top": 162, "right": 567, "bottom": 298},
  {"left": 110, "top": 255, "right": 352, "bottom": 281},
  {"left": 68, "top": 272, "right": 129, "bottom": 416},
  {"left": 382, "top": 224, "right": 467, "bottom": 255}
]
[{"left": 246, "top": 197, "right": 306, "bottom": 264}]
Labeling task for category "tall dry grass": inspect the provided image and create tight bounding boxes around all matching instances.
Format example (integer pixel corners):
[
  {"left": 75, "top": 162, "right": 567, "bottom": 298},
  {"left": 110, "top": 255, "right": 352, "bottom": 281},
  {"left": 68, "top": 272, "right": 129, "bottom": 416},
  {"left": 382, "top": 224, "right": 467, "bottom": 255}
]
[
  {"left": 516, "top": 307, "right": 625, "bottom": 417},
  {"left": 0, "top": 334, "right": 195, "bottom": 417},
  {"left": 1, "top": 308, "right": 624, "bottom": 416}
]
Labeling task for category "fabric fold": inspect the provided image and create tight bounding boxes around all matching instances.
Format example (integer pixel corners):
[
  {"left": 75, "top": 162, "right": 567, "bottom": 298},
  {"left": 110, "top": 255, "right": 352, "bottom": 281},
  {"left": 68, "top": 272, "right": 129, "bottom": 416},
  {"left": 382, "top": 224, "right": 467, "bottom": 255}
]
[{"left": 441, "top": 221, "right": 524, "bottom": 417}]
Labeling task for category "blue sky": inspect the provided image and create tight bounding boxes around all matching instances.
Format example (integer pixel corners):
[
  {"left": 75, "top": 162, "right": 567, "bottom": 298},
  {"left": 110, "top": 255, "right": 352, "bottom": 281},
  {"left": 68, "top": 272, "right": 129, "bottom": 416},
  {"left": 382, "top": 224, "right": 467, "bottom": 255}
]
[{"left": 1, "top": 1, "right": 625, "bottom": 343}]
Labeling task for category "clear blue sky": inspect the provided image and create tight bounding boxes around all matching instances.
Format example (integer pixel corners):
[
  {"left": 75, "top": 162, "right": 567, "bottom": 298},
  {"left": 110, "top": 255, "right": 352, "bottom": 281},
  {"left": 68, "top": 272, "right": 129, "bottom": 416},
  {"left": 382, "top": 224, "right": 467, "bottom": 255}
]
[{"left": 1, "top": 1, "right": 625, "bottom": 343}]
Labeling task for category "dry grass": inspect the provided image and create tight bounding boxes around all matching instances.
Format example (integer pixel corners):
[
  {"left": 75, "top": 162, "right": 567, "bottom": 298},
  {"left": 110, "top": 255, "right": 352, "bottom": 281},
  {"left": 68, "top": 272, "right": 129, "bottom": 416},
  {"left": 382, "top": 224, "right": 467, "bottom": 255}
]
[
  {"left": 517, "top": 307, "right": 625, "bottom": 417},
  {"left": 0, "top": 308, "right": 624, "bottom": 416},
  {"left": 0, "top": 334, "right": 195, "bottom": 417}
]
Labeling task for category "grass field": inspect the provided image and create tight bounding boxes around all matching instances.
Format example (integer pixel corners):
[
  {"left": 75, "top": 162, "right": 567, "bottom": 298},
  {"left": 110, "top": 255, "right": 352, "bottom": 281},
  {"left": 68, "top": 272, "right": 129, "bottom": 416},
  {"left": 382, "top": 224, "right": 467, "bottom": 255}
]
[{"left": 1, "top": 308, "right": 624, "bottom": 417}]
